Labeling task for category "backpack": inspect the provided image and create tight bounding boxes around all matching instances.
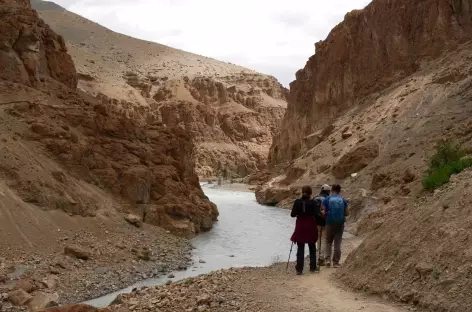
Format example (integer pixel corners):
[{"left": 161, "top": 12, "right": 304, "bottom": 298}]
[
  {"left": 313, "top": 196, "right": 326, "bottom": 226},
  {"left": 326, "top": 195, "right": 346, "bottom": 225}
]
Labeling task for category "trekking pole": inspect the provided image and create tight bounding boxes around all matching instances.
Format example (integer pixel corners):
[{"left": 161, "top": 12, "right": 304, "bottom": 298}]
[
  {"left": 286, "top": 242, "right": 294, "bottom": 271},
  {"left": 318, "top": 226, "right": 323, "bottom": 271}
]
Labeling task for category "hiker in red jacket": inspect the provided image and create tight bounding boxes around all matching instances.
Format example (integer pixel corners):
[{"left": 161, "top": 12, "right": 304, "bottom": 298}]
[{"left": 290, "top": 185, "right": 318, "bottom": 275}]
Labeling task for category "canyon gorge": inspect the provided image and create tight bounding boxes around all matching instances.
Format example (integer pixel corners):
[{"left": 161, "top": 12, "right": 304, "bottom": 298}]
[{"left": 0, "top": 0, "right": 472, "bottom": 311}]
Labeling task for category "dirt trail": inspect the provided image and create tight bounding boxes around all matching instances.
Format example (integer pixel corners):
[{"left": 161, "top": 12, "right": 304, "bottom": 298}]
[
  {"left": 243, "top": 237, "right": 410, "bottom": 312},
  {"left": 258, "top": 266, "right": 408, "bottom": 312}
]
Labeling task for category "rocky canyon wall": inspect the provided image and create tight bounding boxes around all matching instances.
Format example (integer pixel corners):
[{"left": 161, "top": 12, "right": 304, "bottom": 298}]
[
  {"left": 258, "top": 0, "right": 472, "bottom": 220},
  {"left": 269, "top": 0, "right": 472, "bottom": 167},
  {"left": 31, "top": 1, "right": 288, "bottom": 180},
  {"left": 0, "top": 0, "right": 217, "bottom": 237}
]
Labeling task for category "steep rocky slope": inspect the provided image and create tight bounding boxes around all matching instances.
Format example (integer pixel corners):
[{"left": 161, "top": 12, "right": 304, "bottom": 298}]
[
  {"left": 0, "top": 0, "right": 216, "bottom": 309},
  {"left": 257, "top": 0, "right": 472, "bottom": 223},
  {"left": 338, "top": 169, "right": 472, "bottom": 312},
  {"left": 31, "top": 0, "right": 288, "bottom": 179}
]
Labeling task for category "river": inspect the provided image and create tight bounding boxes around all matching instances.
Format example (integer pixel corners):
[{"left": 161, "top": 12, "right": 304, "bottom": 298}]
[{"left": 84, "top": 184, "right": 296, "bottom": 307}]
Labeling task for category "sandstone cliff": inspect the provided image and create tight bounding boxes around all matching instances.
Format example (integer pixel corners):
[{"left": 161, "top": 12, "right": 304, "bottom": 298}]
[
  {"left": 31, "top": 0, "right": 288, "bottom": 180},
  {"left": 0, "top": 0, "right": 218, "bottom": 307},
  {"left": 258, "top": 0, "right": 472, "bottom": 212},
  {"left": 1, "top": 0, "right": 217, "bottom": 237}
]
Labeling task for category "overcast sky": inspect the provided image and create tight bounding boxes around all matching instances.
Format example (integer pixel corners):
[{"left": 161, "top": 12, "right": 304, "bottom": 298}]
[{"left": 48, "top": 0, "right": 371, "bottom": 86}]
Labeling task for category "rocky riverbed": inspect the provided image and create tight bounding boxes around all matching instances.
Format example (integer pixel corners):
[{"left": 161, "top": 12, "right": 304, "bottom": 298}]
[{"left": 0, "top": 219, "right": 193, "bottom": 312}]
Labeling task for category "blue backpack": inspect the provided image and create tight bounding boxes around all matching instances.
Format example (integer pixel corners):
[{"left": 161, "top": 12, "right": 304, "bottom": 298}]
[{"left": 326, "top": 195, "right": 346, "bottom": 225}]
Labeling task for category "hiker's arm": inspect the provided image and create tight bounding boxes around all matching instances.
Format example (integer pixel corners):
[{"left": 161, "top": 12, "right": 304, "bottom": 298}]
[
  {"left": 290, "top": 200, "right": 299, "bottom": 218},
  {"left": 321, "top": 198, "right": 328, "bottom": 217},
  {"left": 344, "top": 199, "right": 350, "bottom": 217}
]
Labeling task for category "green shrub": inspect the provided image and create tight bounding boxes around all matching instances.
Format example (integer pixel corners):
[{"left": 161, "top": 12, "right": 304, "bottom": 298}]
[
  {"left": 427, "top": 140, "right": 465, "bottom": 171},
  {"left": 423, "top": 140, "right": 472, "bottom": 190}
]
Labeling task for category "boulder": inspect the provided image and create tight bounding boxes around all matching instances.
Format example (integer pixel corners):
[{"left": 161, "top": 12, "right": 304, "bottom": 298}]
[
  {"left": 332, "top": 143, "right": 379, "bottom": 179},
  {"left": 64, "top": 245, "right": 91, "bottom": 260},
  {"left": 27, "top": 292, "right": 59, "bottom": 312},
  {"left": 14, "top": 279, "right": 35, "bottom": 293},
  {"left": 124, "top": 214, "right": 142, "bottom": 228},
  {"left": 8, "top": 289, "right": 32, "bottom": 306}
]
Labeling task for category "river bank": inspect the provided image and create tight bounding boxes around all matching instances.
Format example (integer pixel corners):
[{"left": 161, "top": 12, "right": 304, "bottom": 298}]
[
  {"left": 83, "top": 185, "right": 294, "bottom": 308},
  {"left": 0, "top": 217, "right": 193, "bottom": 311},
  {"left": 108, "top": 235, "right": 411, "bottom": 312}
]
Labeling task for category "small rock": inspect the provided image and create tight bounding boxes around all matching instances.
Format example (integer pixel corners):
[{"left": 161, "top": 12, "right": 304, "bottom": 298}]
[
  {"left": 64, "top": 245, "right": 91, "bottom": 260},
  {"left": 110, "top": 294, "right": 124, "bottom": 305},
  {"left": 41, "top": 275, "right": 59, "bottom": 290},
  {"left": 8, "top": 289, "right": 32, "bottom": 306},
  {"left": 0, "top": 273, "right": 7, "bottom": 284},
  {"left": 167, "top": 274, "right": 175, "bottom": 278},
  {"left": 95, "top": 267, "right": 109, "bottom": 275},
  {"left": 124, "top": 214, "right": 142, "bottom": 228},
  {"left": 402, "top": 168, "right": 416, "bottom": 183},
  {"left": 27, "top": 291, "right": 59, "bottom": 312},
  {"left": 415, "top": 261, "right": 433, "bottom": 278},
  {"left": 138, "top": 249, "right": 151, "bottom": 261},
  {"left": 1, "top": 293, "right": 9, "bottom": 301},
  {"left": 165, "top": 280, "right": 172, "bottom": 285},
  {"left": 199, "top": 259, "right": 206, "bottom": 264},
  {"left": 197, "top": 294, "right": 211, "bottom": 305},
  {"left": 229, "top": 255, "right": 235, "bottom": 258},
  {"left": 49, "top": 267, "right": 61, "bottom": 275},
  {"left": 14, "top": 280, "right": 35, "bottom": 293},
  {"left": 342, "top": 131, "right": 353, "bottom": 139},
  {"left": 440, "top": 279, "right": 457, "bottom": 287}
]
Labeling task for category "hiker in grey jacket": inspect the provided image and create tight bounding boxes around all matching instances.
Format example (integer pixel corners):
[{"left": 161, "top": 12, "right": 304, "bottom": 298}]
[{"left": 313, "top": 184, "right": 330, "bottom": 266}]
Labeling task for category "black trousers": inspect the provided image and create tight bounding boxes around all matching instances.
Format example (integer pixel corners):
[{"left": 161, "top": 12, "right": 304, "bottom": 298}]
[{"left": 296, "top": 242, "right": 316, "bottom": 272}]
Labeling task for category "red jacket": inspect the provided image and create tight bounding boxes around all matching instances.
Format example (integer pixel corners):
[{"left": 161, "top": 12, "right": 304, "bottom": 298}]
[{"left": 290, "top": 197, "right": 318, "bottom": 244}]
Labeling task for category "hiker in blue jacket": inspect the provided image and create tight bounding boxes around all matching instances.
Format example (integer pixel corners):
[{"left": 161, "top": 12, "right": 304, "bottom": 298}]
[{"left": 321, "top": 184, "right": 349, "bottom": 268}]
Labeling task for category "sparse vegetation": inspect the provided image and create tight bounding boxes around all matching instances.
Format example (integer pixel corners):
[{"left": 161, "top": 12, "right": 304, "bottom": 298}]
[{"left": 423, "top": 140, "right": 472, "bottom": 190}]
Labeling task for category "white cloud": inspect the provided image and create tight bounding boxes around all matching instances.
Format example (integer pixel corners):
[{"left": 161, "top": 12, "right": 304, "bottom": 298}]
[{"left": 50, "top": 0, "right": 371, "bottom": 86}]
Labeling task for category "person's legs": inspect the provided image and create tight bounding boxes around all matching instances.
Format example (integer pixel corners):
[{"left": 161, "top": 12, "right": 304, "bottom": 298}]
[
  {"left": 308, "top": 243, "right": 317, "bottom": 272},
  {"left": 324, "top": 225, "right": 335, "bottom": 267},
  {"left": 333, "top": 224, "right": 345, "bottom": 266},
  {"left": 317, "top": 226, "right": 325, "bottom": 265},
  {"left": 296, "top": 242, "right": 305, "bottom": 274}
]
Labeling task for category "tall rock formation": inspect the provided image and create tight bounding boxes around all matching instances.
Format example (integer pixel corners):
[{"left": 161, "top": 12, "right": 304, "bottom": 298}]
[
  {"left": 258, "top": 0, "right": 472, "bottom": 218},
  {"left": 31, "top": 0, "right": 288, "bottom": 180},
  {"left": 270, "top": 0, "right": 472, "bottom": 167},
  {"left": 0, "top": 0, "right": 217, "bottom": 238}
]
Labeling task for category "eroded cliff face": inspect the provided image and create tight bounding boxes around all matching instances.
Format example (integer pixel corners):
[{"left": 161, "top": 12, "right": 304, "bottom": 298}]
[
  {"left": 258, "top": 0, "right": 472, "bottom": 216},
  {"left": 0, "top": 0, "right": 217, "bottom": 238},
  {"left": 31, "top": 1, "right": 288, "bottom": 180},
  {"left": 269, "top": 0, "right": 472, "bottom": 167},
  {"left": 0, "top": 0, "right": 77, "bottom": 88}
]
